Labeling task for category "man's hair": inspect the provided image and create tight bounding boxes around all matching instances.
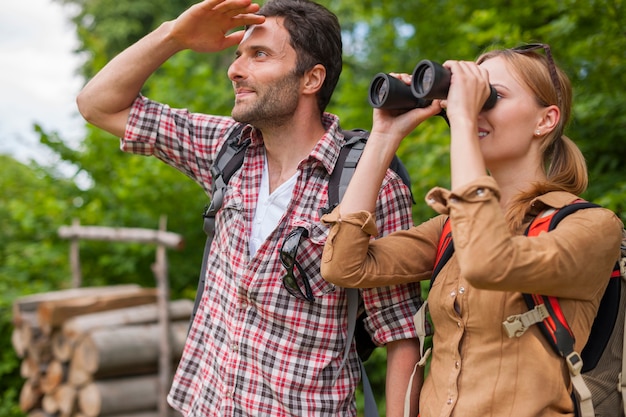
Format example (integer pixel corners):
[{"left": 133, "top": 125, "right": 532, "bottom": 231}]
[{"left": 258, "top": 0, "right": 342, "bottom": 114}]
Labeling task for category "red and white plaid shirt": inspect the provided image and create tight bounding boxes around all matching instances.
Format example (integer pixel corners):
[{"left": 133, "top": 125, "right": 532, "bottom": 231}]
[{"left": 122, "top": 95, "right": 421, "bottom": 416}]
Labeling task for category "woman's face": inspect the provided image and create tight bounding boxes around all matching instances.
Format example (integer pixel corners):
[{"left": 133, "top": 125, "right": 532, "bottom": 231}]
[{"left": 477, "top": 56, "right": 547, "bottom": 171}]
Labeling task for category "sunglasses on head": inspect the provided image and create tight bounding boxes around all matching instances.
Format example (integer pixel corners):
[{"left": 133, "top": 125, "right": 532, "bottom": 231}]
[
  {"left": 510, "top": 43, "right": 563, "bottom": 108},
  {"left": 280, "top": 227, "right": 314, "bottom": 302}
]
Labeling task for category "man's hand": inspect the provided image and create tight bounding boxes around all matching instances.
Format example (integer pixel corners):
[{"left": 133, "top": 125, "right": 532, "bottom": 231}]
[
  {"left": 77, "top": 0, "right": 265, "bottom": 137},
  {"left": 169, "top": 0, "right": 266, "bottom": 53}
]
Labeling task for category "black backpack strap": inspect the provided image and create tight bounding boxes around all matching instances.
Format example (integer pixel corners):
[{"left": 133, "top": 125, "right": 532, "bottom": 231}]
[
  {"left": 329, "top": 129, "right": 385, "bottom": 417},
  {"left": 192, "top": 123, "right": 250, "bottom": 320},
  {"left": 545, "top": 203, "right": 622, "bottom": 371}
]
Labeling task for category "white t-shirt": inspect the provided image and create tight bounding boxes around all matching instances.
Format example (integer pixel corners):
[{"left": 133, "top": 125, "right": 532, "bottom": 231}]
[{"left": 249, "top": 154, "right": 298, "bottom": 256}]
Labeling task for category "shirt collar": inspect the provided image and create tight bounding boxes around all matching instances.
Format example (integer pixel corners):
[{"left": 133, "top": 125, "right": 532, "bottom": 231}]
[{"left": 528, "top": 191, "right": 581, "bottom": 216}]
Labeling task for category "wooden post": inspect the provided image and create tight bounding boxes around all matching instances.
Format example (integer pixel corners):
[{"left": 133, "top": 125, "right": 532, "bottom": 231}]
[
  {"left": 56, "top": 219, "right": 184, "bottom": 416},
  {"left": 70, "top": 219, "right": 82, "bottom": 288},
  {"left": 152, "top": 215, "right": 171, "bottom": 417}
]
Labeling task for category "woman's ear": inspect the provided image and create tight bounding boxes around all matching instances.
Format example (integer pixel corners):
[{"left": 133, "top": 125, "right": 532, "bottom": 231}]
[
  {"left": 536, "top": 105, "right": 560, "bottom": 136},
  {"left": 302, "top": 64, "right": 326, "bottom": 95}
]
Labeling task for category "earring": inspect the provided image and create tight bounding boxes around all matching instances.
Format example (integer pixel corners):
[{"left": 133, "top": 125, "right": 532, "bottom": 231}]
[{"left": 534, "top": 129, "right": 541, "bottom": 136}]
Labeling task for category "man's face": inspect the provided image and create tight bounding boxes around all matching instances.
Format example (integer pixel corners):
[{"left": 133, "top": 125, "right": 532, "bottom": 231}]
[{"left": 228, "top": 17, "right": 302, "bottom": 129}]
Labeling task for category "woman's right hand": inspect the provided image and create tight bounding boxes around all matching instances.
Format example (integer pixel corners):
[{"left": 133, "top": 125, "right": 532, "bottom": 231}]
[{"left": 337, "top": 73, "right": 441, "bottom": 216}]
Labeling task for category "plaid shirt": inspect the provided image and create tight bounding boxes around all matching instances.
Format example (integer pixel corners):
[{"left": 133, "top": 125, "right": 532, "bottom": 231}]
[{"left": 123, "top": 95, "right": 421, "bottom": 416}]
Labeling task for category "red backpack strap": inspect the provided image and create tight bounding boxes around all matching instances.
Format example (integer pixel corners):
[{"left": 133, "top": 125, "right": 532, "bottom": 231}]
[
  {"left": 431, "top": 217, "right": 454, "bottom": 285},
  {"left": 506, "top": 200, "right": 606, "bottom": 417}
]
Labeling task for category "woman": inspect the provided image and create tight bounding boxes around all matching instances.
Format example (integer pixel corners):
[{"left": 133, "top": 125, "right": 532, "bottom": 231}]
[{"left": 321, "top": 45, "right": 623, "bottom": 416}]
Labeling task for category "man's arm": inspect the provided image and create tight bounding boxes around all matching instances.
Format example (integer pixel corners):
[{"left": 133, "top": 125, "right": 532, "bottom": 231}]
[
  {"left": 76, "top": 0, "right": 265, "bottom": 137},
  {"left": 386, "top": 338, "right": 422, "bottom": 417}
]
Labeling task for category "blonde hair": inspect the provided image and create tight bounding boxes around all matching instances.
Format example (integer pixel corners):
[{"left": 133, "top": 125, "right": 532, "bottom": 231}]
[{"left": 477, "top": 48, "right": 588, "bottom": 231}]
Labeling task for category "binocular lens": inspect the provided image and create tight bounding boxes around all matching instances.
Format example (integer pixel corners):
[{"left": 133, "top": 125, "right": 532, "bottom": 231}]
[
  {"left": 368, "top": 73, "right": 431, "bottom": 110},
  {"left": 371, "top": 77, "right": 389, "bottom": 107},
  {"left": 416, "top": 66, "right": 434, "bottom": 96}
]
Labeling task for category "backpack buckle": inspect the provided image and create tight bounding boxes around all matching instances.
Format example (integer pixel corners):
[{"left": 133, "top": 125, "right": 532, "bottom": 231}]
[
  {"left": 502, "top": 304, "right": 549, "bottom": 338},
  {"left": 565, "top": 351, "right": 583, "bottom": 376}
]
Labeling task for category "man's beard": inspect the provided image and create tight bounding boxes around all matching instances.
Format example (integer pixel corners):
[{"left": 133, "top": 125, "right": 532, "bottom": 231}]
[{"left": 232, "top": 72, "right": 301, "bottom": 129}]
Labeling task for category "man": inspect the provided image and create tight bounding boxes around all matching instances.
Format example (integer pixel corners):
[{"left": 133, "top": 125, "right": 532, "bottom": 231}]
[{"left": 76, "top": 0, "right": 422, "bottom": 415}]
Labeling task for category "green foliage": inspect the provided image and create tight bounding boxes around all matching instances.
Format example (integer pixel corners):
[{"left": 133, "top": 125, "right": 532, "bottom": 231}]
[
  {"left": 0, "top": 155, "right": 79, "bottom": 416},
  {"left": 2, "top": 0, "right": 624, "bottom": 414}
]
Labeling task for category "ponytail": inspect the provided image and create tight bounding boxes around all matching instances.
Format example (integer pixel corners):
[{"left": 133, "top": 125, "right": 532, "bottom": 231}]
[{"left": 506, "top": 135, "right": 588, "bottom": 232}]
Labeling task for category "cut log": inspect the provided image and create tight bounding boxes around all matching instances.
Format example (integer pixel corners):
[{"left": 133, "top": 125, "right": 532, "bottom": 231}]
[
  {"left": 42, "top": 384, "right": 76, "bottom": 417},
  {"left": 13, "top": 322, "right": 43, "bottom": 359},
  {"left": 77, "top": 375, "right": 160, "bottom": 416},
  {"left": 37, "top": 287, "right": 158, "bottom": 333},
  {"left": 13, "top": 285, "right": 141, "bottom": 320},
  {"left": 67, "top": 359, "right": 92, "bottom": 387},
  {"left": 26, "top": 410, "right": 55, "bottom": 417},
  {"left": 11, "top": 326, "right": 25, "bottom": 358},
  {"left": 72, "top": 321, "right": 188, "bottom": 377},
  {"left": 62, "top": 299, "right": 193, "bottom": 340},
  {"left": 92, "top": 410, "right": 183, "bottom": 417},
  {"left": 52, "top": 331, "right": 74, "bottom": 362},
  {"left": 19, "top": 379, "right": 42, "bottom": 412},
  {"left": 40, "top": 359, "right": 67, "bottom": 394},
  {"left": 26, "top": 336, "right": 52, "bottom": 366},
  {"left": 20, "top": 355, "right": 42, "bottom": 381}
]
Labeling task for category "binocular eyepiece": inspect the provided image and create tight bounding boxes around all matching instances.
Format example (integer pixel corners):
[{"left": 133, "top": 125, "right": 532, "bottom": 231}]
[{"left": 368, "top": 59, "right": 498, "bottom": 111}]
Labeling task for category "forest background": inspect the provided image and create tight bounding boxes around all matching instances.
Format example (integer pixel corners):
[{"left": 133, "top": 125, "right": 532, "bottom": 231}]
[{"left": 1, "top": 0, "right": 625, "bottom": 415}]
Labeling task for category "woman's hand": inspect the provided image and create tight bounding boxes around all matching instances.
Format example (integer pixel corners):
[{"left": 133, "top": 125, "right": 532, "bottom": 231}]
[
  {"left": 440, "top": 60, "right": 492, "bottom": 125},
  {"left": 370, "top": 72, "right": 443, "bottom": 151},
  {"left": 338, "top": 73, "right": 441, "bottom": 216},
  {"left": 441, "top": 61, "right": 491, "bottom": 190}
]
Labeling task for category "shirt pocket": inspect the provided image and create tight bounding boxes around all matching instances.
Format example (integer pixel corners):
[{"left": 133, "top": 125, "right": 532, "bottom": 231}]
[
  {"left": 214, "top": 187, "right": 245, "bottom": 255},
  {"left": 289, "top": 220, "right": 337, "bottom": 299}
]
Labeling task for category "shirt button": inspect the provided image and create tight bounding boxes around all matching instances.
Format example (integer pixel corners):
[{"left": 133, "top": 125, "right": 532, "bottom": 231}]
[
  {"left": 457, "top": 322, "right": 462, "bottom": 328},
  {"left": 459, "top": 286, "right": 465, "bottom": 294},
  {"left": 447, "top": 398, "right": 453, "bottom": 405},
  {"left": 455, "top": 361, "right": 460, "bottom": 369},
  {"left": 232, "top": 343, "right": 239, "bottom": 352},
  {"left": 450, "top": 290, "right": 456, "bottom": 297}
]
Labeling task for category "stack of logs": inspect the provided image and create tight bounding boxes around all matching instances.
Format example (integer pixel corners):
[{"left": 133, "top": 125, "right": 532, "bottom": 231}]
[{"left": 12, "top": 285, "right": 191, "bottom": 417}]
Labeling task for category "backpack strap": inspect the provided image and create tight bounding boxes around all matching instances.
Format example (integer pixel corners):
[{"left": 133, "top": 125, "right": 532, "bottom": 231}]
[
  {"left": 329, "top": 130, "right": 379, "bottom": 417},
  {"left": 330, "top": 128, "right": 413, "bottom": 417},
  {"left": 192, "top": 123, "right": 249, "bottom": 320},
  {"left": 414, "top": 217, "right": 453, "bottom": 368}
]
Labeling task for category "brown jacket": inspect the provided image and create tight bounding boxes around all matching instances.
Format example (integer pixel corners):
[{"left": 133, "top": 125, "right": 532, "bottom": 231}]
[{"left": 321, "top": 176, "right": 623, "bottom": 417}]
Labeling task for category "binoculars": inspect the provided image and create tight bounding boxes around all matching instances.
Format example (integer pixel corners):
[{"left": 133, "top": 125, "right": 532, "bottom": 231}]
[{"left": 368, "top": 60, "right": 497, "bottom": 111}]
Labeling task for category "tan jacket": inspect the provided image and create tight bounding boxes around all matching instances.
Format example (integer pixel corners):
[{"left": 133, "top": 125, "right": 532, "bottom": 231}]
[{"left": 321, "top": 176, "right": 623, "bottom": 417}]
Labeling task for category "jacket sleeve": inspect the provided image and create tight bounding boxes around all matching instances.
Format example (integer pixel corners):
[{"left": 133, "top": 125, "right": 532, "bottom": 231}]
[
  {"left": 430, "top": 176, "right": 624, "bottom": 300},
  {"left": 321, "top": 206, "right": 444, "bottom": 288}
]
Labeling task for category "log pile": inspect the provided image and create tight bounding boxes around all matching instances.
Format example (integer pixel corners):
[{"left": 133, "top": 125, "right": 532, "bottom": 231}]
[{"left": 12, "top": 285, "right": 191, "bottom": 417}]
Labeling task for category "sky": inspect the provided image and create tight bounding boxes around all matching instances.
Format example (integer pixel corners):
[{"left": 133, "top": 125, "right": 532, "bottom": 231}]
[{"left": 0, "top": 0, "right": 84, "bottom": 165}]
